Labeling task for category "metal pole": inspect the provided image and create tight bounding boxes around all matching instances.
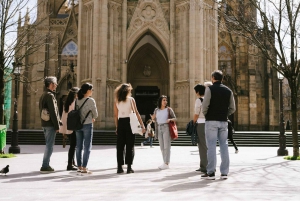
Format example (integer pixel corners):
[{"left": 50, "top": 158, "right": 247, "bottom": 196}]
[
  {"left": 277, "top": 79, "right": 288, "bottom": 156},
  {"left": 8, "top": 74, "right": 20, "bottom": 153}
]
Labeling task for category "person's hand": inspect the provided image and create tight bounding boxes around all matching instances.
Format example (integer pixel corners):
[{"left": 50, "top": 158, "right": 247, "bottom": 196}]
[
  {"left": 92, "top": 118, "right": 95, "bottom": 122},
  {"left": 56, "top": 130, "right": 59, "bottom": 133},
  {"left": 115, "top": 128, "right": 118, "bottom": 135},
  {"left": 142, "top": 128, "right": 146, "bottom": 133}
]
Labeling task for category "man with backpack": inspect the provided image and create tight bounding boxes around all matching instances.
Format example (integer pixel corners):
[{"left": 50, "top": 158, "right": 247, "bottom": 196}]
[{"left": 193, "top": 83, "right": 210, "bottom": 174}]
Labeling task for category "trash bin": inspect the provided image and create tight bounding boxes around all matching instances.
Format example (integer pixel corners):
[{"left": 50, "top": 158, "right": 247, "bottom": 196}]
[{"left": 0, "top": 125, "right": 6, "bottom": 153}]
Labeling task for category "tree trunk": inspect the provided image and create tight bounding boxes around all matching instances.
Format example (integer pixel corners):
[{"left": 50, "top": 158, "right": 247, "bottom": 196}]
[
  {"left": 290, "top": 83, "right": 299, "bottom": 157},
  {"left": 0, "top": 51, "right": 4, "bottom": 125}
]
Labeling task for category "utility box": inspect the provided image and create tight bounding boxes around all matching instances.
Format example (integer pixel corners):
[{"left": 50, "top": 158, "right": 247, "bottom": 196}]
[{"left": 0, "top": 125, "right": 6, "bottom": 153}]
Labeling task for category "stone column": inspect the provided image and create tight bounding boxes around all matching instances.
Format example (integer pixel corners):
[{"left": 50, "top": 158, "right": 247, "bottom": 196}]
[
  {"left": 121, "top": 0, "right": 127, "bottom": 83},
  {"left": 99, "top": 0, "right": 108, "bottom": 128},
  {"left": 169, "top": 0, "right": 175, "bottom": 107},
  {"left": 189, "top": 0, "right": 196, "bottom": 116},
  {"left": 212, "top": 1, "right": 218, "bottom": 70}
]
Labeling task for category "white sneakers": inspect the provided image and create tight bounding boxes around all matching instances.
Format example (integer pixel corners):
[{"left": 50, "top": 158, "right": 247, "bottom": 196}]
[
  {"left": 141, "top": 143, "right": 144, "bottom": 147},
  {"left": 158, "top": 164, "right": 169, "bottom": 170}
]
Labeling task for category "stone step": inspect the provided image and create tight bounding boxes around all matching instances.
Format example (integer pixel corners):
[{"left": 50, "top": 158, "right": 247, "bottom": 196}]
[{"left": 3, "top": 130, "right": 300, "bottom": 147}]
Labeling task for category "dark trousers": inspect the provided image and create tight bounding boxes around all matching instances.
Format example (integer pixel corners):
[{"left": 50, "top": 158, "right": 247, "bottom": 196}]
[
  {"left": 67, "top": 132, "right": 76, "bottom": 167},
  {"left": 228, "top": 134, "right": 238, "bottom": 151},
  {"left": 117, "top": 118, "right": 135, "bottom": 165}
]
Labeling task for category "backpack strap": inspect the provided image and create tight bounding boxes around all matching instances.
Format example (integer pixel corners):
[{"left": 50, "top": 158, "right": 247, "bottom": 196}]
[
  {"left": 77, "top": 98, "right": 91, "bottom": 124},
  {"left": 199, "top": 97, "right": 203, "bottom": 102}
]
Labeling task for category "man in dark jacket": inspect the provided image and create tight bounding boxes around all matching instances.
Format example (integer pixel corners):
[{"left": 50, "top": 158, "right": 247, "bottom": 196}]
[
  {"left": 201, "top": 70, "right": 236, "bottom": 180},
  {"left": 39, "top": 76, "right": 60, "bottom": 173}
]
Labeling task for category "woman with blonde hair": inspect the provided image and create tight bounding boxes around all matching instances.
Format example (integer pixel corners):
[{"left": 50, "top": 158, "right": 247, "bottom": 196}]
[{"left": 114, "top": 83, "right": 146, "bottom": 174}]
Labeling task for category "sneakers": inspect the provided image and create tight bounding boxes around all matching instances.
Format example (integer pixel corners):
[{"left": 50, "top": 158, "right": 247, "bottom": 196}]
[
  {"left": 201, "top": 173, "right": 215, "bottom": 180},
  {"left": 158, "top": 164, "right": 169, "bottom": 170},
  {"left": 40, "top": 166, "right": 55, "bottom": 173},
  {"left": 141, "top": 142, "right": 144, "bottom": 147},
  {"left": 81, "top": 169, "right": 92, "bottom": 174},
  {"left": 220, "top": 174, "right": 228, "bottom": 179},
  {"left": 77, "top": 167, "right": 83, "bottom": 173},
  {"left": 235, "top": 150, "right": 239, "bottom": 154}
]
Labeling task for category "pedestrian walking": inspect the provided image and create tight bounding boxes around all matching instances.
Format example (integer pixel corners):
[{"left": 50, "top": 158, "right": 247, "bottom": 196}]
[
  {"left": 59, "top": 87, "right": 80, "bottom": 171},
  {"left": 142, "top": 119, "right": 154, "bottom": 148},
  {"left": 227, "top": 119, "right": 238, "bottom": 153},
  {"left": 201, "top": 70, "right": 236, "bottom": 180},
  {"left": 76, "top": 83, "right": 98, "bottom": 174},
  {"left": 151, "top": 95, "right": 176, "bottom": 170},
  {"left": 114, "top": 83, "right": 146, "bottom": 174},
  {"left": 39, "top": 76, "right": 60, "bottom": 173}
]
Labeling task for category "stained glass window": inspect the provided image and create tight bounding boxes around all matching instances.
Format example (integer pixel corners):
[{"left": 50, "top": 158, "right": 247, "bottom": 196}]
[{"left": 61, "top": 41, "right": 78, "bottom": 67}]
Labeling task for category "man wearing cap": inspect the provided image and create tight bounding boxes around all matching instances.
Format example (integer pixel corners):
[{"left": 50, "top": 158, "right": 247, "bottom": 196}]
[{"left": 39, "top": 76, "right": 61, "bottom": 173}]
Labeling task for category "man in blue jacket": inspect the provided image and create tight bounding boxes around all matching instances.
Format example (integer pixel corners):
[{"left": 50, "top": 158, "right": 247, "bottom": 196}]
[
  {"left": 39, "top": 76, "right": 60, "bottom": 173},
  {"left": 201, "top": 70, "right": 236, "bottom": 180}
]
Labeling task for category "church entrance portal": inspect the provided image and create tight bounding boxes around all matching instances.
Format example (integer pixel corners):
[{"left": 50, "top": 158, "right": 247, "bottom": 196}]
[{"left": 127, "top": 35, "right": 169, "bottom": 123}]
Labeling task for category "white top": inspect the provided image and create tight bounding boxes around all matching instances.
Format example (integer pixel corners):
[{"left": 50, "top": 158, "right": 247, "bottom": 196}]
[
  {"left": 59, "top": 101, "right": 75, "bottom": 134},
  {"left": 116, "top": 97, "right": 134, "bottom": 118},
  {"left": 194, "top": 98, "right": 205, "bottom": 123},
  {"left": 145, "top": 123, "right": 152, "bottom": 138},
  {"left": 156, "top": 108, "right": 169, "bottom": 124}
]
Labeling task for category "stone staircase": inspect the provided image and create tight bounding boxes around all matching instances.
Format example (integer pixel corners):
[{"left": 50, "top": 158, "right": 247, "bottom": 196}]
[{"left": 4, "top": 129, "right": 300, "bottom": 147}]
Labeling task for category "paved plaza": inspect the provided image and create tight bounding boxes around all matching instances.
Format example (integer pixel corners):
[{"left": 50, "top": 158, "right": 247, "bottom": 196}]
[{"left": 0, "top": 145, "right": 300, "bottom": 201}]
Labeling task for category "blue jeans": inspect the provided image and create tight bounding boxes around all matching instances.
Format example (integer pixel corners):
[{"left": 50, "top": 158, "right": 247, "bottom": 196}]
[
  {"left": 76, "top": 123, "right": 93, "bottom": 168},
  {"left": 42, "top": 127, "right": 57, "bottom": 168},
  {"left": 205, "top": 121, "right": 229, "bottom": 175},
  {"left": 143, "top": 137, "right": 153, "bottom": 146}
]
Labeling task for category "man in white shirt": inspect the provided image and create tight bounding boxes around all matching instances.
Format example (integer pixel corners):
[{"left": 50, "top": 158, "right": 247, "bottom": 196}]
[{"left": 193, "top": 84, "right": 208, "bottom": 173}]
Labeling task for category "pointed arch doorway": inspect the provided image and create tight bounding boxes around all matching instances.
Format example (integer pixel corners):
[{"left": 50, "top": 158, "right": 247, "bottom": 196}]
[{"left": 127, "top": 34, "right": 169, "bottom": 122}]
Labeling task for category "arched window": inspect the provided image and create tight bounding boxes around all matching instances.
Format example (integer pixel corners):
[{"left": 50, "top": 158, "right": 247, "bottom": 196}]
[
  {"left": 218, "top": 45, "right": 232, "bottom": 76},
  {"left": 61, "top": 41, "right": 78, "bottom": 68}
]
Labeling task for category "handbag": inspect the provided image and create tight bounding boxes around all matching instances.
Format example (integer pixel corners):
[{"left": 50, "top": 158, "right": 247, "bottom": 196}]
[
  {"left": 148, "top": 128, "right": 155, "bottom": 137},
  {"left": 41, "top": 108, "right": 50, "bottom": 121},
  {"left": 168, "top": 107, "right": 178, "bottom": 140},
  {"left": 129, "top": 99, "right": 143, "bottom": 135}
]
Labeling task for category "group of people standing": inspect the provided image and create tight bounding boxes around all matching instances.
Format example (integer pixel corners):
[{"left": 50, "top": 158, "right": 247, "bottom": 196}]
[
  {"left": 39, "top": 77, "right": 98, "bottom": 174},
  {"left": 193, "top": 70, "right": 236, "bottom": 180},
  {"left": 39, "top": 69, "right": 236, "bottom": 179}
]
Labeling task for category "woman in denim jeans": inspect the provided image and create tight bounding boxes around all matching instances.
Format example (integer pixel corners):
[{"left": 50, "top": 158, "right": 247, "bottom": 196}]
[
  {"left": 151, "top": 95, "right": 176, "bottom": 170},
  {"left": 76, "top": 83, "right": 98, "bottom": 174}
]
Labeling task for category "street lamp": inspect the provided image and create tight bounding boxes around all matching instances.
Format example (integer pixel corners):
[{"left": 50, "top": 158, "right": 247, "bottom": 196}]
[
  {"left": 8, "top": 61, "right": 22, "bottom": 154},
  {"left": 277, "top": 71, "right": 288, "bottom": 156}
]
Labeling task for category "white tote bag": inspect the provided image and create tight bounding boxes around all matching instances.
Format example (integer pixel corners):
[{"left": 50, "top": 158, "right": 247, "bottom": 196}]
[{"left": 129, "top": 99, "right": 143, "bottom": 135}]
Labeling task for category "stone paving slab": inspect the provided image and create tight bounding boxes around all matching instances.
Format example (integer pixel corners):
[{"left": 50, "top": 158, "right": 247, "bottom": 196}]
[{"left": 0, "top": 145, "right": 300, "bottom": 201}]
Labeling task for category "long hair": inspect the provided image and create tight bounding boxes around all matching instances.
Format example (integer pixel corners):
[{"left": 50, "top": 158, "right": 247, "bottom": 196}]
[
  {"left": 78, "top": 83, "right": 93, "bottom": 100},
  {"left": 64, "top": 87, "right": 79, "bottom": 112},
  {"left": 157, "top": 95, "right": 167, "bottom": 109},
  {"left": 114, "top": 83, "right": 133, "bottom": 102}
]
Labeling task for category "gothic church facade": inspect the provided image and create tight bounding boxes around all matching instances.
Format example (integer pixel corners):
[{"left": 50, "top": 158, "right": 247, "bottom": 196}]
[{"left": 14, "top": 0, "right": 278, "bottom": 131}]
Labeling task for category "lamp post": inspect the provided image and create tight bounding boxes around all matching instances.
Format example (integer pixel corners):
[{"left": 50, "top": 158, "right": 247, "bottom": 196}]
[
  {"left": 8, "top": 61, "right": 22, "bottom": 154},
  {"left": 277, "top": 71, "right": 288, "bottom": 156}
]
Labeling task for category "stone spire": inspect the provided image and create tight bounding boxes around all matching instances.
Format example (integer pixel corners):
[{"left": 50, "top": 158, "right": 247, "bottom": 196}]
[{"left": 24, "top": 7, "right": 30, "bottom": 25}]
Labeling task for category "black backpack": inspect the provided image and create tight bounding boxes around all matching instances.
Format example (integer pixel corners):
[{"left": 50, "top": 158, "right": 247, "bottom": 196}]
[{"left": 67, "top": 98, "right": 91, "bottom": 131}]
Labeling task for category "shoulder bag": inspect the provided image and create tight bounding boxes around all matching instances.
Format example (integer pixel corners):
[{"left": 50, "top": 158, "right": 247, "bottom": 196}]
[
  {"left": 41, "top": 92, "right": 51, "bottom": 121},
  {"left": 129, "top": 99, "right": 143, "bottom": 135},
  {"left": 168, "top": 107, "right": 178, "bottom": 140}
]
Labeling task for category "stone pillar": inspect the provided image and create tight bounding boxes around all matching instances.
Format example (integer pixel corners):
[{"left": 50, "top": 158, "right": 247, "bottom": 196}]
[
  {"left": 189, "top": 0, "right": 196, "bottom": 117},
  {"left": 92, "top": 0, "right": 100, "bottom": 127},
  {"left": 99, "top": 0, "right": 108, "bottom": 127},
  {"left": 169, "top": 0, "right": 175, "bottom": 107},
  {"left": 212, "top": 1, "right": 218, "bottom": 70},
  {"left": 121, "top": 0, "right": 127, "bottom": 83}
]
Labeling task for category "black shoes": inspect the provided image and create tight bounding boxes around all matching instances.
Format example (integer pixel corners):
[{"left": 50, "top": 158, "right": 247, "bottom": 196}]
[
  {"left": 201, "top": 172, "right": 215, "bottom": 180},
  {"left": 117, "top": 168, "right": 124, "bottom": 174},
  {"left": 127, "top": 168, "right": 134, "bottom": 174},
  {"left": 67, "top": 166, "right": 77, "bottom": 171}
]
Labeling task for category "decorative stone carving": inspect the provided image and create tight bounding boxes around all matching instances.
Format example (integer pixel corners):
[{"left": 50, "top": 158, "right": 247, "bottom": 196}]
[
  {"left": 143, "top": 65, "right": 151, "bottom": 77},
  {"left": 142, "top": 5, "right": 156, "bottom": 20}
]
